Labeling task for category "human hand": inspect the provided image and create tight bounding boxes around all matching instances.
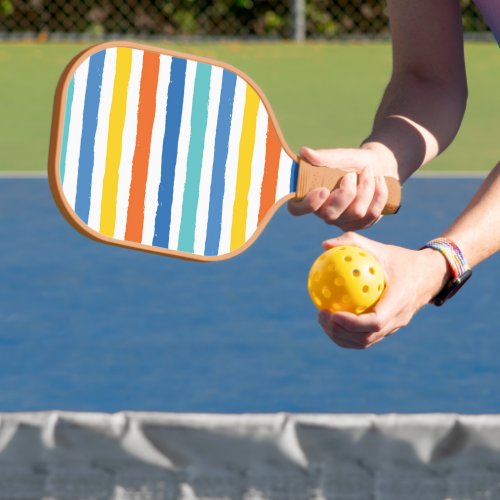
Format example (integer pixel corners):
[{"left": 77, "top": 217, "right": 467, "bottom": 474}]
[
  {"left": 288, "top": 145, "right": 398, "bottom": 231},
  {"left": 316, "top": 232, "right": 451, "bottom": 349}
]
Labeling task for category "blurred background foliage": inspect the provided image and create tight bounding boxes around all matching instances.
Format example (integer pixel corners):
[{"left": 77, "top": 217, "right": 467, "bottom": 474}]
[{"left": 0, "top": 0, "right": 490, "bottom": 39}]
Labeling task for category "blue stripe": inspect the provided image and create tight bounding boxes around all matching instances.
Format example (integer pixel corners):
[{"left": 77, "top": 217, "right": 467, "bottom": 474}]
[
  {"left": 153, "top": 57, "right": 187, "bottom": 248},
  {"left": 204, "top": 70, "right": 237, "bottom": 256},
  {"left": 290, "top": 160, "right": 299, "bottom": 193},
  {"left": 74, "top": 51, "right": 106, "bottom": 222},
  {"left": 59, "top": 76, "right": 75, "bottom": 185}
]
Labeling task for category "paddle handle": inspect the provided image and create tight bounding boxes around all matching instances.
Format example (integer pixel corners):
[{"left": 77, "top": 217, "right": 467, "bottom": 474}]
[{"left": 295, "top": 158, "right": 401, "bottom": 215}]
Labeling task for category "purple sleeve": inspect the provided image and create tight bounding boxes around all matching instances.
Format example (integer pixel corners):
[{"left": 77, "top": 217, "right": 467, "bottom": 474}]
[{"left": 473, "top": 0, "right": 500, "bottom": 45}]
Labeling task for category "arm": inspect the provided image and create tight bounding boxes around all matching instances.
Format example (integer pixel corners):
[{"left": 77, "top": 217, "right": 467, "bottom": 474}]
[
  {"left": 289, "top": 0, "right": 468, "bottom": 229},
  {"left": 364, "top": 0, "right": 468, "bottom": 181},
  {"left": 318, "top": 163, "right": 500, "bottom": 349},
  {"left": 441, "top": 163, "right": 500, "bottom": 268}
]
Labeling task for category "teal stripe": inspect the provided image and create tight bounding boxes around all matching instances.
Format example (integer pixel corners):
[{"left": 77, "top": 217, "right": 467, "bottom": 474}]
[
  {"left": 59, "top": 76, "right": 75, "bottom": 184},
  {"left": 178, "top": 62, "right": 212, "bottom": 252}
]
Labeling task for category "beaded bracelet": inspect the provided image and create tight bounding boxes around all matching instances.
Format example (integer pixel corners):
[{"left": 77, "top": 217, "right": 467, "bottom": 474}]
[
  {"left": 421, "top": 238, "right": 470, "bottom": 278},
  {"left": 421, "top": 237, "right": 472, "bottom": 306}
]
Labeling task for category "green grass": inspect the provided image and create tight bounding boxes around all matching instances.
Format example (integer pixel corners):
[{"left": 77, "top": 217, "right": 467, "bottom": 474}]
[{"left": 0, "top": 41, "right": 497, "bottom": 172}]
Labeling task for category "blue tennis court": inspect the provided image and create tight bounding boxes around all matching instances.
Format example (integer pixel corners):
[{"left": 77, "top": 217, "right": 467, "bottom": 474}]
[{"left": 0, "top": 175, "right": 498, "bottom": 413}]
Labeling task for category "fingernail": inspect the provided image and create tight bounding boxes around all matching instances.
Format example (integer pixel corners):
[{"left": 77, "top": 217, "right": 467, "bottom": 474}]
[
  {"left": 300, "top": 146, "right": 315, "bottom": 157},
  {"left": 318, "top": 189, "right": 329, "bottom": 201}
]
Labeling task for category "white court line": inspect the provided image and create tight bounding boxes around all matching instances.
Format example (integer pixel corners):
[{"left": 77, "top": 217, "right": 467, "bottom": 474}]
[
  {"left": 0, "top": 170, "right": 488, "bottom": 180},
  {"left": 0, "top": 171, "right": 48, "bottom": 178},
  {"left": 414, "top": 170, "right": 487, "bottom": 178}
]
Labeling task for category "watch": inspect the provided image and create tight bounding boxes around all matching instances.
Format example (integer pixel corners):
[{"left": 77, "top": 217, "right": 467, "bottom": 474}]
[{"left": 421, "top": 238, "right": 472, "bottom": 306}]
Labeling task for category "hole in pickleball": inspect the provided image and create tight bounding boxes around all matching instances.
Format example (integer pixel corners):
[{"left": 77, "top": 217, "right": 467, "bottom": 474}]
[
  {"left": 313, "top": 294, "right": 322, "bottom": 307},
  {"left": 369, "top": 267, "right": 375, "bottom": 275},
  {"left": 342, "top": 295, "right": 351, "bottom": 304},
  {"left": 359, "top": 251, "right": 367, "bottom": 257},
  {"left": 356, "top": 306, "right": 366, "bottom": 314},
  {"left": 313, "top": 271, "right": 321, "bottom": 282},
  {"left": 362, "top": 285, "right": 369, "bottom": 293},
  {"left": 352, "top": 269, "right": 360, "bottom": 277},
  {"left": 322, "top": 286, "right": 332, "bottom": 299},
  {"left": 344, "top": 256, "right": 352, "bottom": 262},
  {"left": 378, "top": 284, "right": 382, "bottom": 291},
  {"left": 334, "top": 277, "right": 344, "bottom": 286}
]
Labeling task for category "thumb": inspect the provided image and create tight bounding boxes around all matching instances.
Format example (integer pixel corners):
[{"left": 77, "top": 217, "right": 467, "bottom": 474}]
[
  {"left": 300, "top": 147, "right": 366, "bottom": 171},
  {"left": 322, "top": 231, "right": 369, "bottom": 250}
]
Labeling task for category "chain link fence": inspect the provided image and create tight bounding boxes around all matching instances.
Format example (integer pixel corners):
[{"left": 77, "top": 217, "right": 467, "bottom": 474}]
[{"left": 0, "top": 0, "right": 491, "bottom": 40}]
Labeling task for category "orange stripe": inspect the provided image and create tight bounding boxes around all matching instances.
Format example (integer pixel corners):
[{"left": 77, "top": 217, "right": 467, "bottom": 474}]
[
  {"left": 125, "top": 52, "right": 160, "bottom": 243},
  {"left": 258, "top": 118, "right": 282, "bottom": 223}
]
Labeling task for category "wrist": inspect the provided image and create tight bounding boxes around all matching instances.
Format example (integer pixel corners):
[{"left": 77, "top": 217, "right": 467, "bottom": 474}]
[
  {"left": 418, "top": 248, "right": 452, "bottom": 302},
  {"left": 420, "top": 238, "right": 472, "bottom": 306},
  {"left": 361, "top": 141, "right": 399, "bottom": 178}
]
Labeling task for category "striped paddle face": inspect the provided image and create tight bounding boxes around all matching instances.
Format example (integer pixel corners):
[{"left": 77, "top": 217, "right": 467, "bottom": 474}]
[{"left": 49, "top": 42, "right": 299, "bottom": 261}]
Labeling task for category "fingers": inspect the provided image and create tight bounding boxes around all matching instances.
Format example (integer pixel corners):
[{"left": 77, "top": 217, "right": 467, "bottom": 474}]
[
  {"left": 287, "top": 188, "right": 330, "bottom": 216},
  {"left": 322, "top": 230, "right": 378, "bottom": 253},
  {"left": 315, "top": 172, "right": 358, "bottom": 223},
  {"left": 288, "top": 171, "right": 387, "bottom": 228},
  {"left": 328, "top": 169, "right": 389, "bottom": 231},
  {"left": 318, "top": 309, "right": 397, "bottom": 349},
  {"left": 368, "top": 176, "right": 389, "bottom": 218},
  {"left": 288, "top": 147, "right": 390, "bottom": 230},
  {"left": 347, "top": 166, "right": 376, "bottom": 220},
  {"left": 317, "top": 279, "right": 411, "bottom": 349}
]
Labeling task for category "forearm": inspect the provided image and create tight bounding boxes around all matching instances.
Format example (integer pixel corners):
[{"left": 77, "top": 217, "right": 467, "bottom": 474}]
[
  {"left": 412, "top": 163, "right": 500, "bottom": 307},
  {"left": 363, "top": 73, "right": 467, "bottom": 182},
  {"left": 441, "top": 162, "right": 500, "bottom": 267},
  {"left": 361, "top": 0, "right": 467, "bottom": 182}
]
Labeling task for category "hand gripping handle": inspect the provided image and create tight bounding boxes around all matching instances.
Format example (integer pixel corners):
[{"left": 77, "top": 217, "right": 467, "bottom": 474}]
[{"left": 295, "top": 158, "right": 401, "bottom": 215}]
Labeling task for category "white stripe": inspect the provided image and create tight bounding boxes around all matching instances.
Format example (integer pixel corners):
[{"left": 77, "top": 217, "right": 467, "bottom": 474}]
[
  {"left": 167, "top": 59, "right": 197, "bottom": 251},
  {"left": 193, "top": 66, "right": 223, "bottom": 256},
  {"left": 217, "top": 76, "right": 247, "bottom": 256},
  {"left": 62, "top": 59, "right": 89, "bottom": 209},
  {"left": 275, "top": 149, "right": 294, "bottom": 200},
  {"left": 141, "top": 55, "right": 172, "bottom": 246},
  {"left": 87, "top": 49, "right": 116, "bottom": 231},
  {"left": 245, "top": 101, "right": 268, "bottom": 241},
  {"left": 114, "top": 49, "right": 143, "bottom": 240}
]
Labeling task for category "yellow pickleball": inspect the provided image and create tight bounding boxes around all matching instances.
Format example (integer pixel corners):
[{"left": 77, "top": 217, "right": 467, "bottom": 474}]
[{"left": 308, "top": 245, "right": 385, "bottom": 314}]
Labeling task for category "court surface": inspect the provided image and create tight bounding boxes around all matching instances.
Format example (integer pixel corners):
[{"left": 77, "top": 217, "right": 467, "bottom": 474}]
[{"left": 0, "top": 175, "right": 499, "bottom": 413}]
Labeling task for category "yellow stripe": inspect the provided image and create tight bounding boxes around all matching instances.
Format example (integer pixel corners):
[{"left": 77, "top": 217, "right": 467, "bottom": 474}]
[
  {"left": 100, "top": 48, "right": 133, "bottom": 236},
  {"left": 230, "top": 85, "right": 260, "bottom": 250}
]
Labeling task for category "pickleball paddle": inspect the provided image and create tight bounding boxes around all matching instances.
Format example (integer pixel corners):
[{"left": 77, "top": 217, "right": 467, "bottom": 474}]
[{"left": 48, "top": 41, "right": 401, "bottom": 262}]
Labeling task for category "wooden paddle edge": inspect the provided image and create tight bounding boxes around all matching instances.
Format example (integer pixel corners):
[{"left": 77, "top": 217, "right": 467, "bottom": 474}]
[{"left": 47, "top": 41, "right": 299, "bottom": 262}]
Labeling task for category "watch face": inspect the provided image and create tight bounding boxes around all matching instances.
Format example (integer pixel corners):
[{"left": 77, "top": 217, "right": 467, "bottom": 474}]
[{"left": 432, "top": 269, "right": 472, "bottom": 306}]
